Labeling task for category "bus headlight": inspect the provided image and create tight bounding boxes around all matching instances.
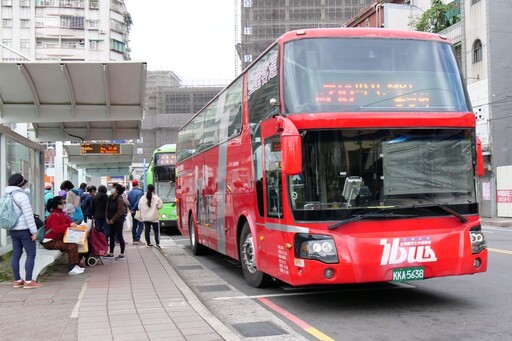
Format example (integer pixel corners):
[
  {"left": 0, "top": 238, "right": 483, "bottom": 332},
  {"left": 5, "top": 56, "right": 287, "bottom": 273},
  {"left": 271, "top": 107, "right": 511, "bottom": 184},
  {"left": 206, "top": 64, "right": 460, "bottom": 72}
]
[
  {"left": 294, "top": 234, "right": 339, "bottom": 264},
  {"left": 470, "top": 226, "right": 486, "bottom": 254},
  {"left": 161, "top": 213, "right": 167, "bottom": 219}
]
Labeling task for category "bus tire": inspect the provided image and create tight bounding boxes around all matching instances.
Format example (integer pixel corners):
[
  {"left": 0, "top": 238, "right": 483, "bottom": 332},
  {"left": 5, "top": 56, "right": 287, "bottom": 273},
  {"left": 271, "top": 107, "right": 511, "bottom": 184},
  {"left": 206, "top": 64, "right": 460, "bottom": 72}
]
[
  {"left": 239, "top": 222, "right": 270, "bottom": 288},
  {"left": 189, "top": 215, "right": 205, "bottom": 255}
]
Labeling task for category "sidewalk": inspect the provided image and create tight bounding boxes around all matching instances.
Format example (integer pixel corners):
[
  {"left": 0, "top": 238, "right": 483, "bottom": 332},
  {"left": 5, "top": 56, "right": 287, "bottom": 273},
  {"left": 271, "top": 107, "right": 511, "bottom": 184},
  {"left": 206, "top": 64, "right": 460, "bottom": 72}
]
[
  {"left": 0, "top": 232, "right": 238, "bottom": 341},
  {"left": 481, "top": 217, "right": 512, "bottom": 228}
]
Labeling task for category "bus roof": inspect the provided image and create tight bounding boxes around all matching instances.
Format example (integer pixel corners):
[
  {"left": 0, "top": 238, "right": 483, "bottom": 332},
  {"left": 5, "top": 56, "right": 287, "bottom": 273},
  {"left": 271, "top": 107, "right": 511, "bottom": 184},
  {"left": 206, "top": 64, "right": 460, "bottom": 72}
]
[
  {"left": 277, "top": 28, "right": 450, "bottom": 44},
  {"left": 155, "top": 144, "right": 176, "bottom": 153}
]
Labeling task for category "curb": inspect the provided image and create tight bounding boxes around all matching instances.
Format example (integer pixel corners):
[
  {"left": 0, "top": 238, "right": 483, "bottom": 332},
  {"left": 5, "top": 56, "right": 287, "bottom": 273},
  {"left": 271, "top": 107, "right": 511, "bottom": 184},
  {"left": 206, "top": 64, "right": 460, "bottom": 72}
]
[{"left": 152, "top": 247, "right": 240, "bottom": 341}]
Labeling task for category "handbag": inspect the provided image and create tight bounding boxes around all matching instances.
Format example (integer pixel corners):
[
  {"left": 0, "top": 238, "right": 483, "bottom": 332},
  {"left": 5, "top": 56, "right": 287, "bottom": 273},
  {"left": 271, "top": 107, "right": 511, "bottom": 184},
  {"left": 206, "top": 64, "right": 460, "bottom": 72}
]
[
  {"left": 71, "top": 206, "right": 84, "bottom": 223},
  {"left": 134, "top": 209, "right": 142, "bottom": 222},
  {"left": 35, "top": 226, "right": 51, "bottom": 243},
  {"left": 34, "top": 214, "right": 44, "bottom": 229}
]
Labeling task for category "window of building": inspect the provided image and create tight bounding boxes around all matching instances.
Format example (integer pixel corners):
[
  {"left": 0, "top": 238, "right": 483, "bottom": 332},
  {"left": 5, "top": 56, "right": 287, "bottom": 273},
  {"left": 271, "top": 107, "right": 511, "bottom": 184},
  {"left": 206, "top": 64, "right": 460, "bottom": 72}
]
[
  {"left": 20, "top": 0, "right": 30, "bottom": 6},
  {"left": 473, "top": 39, "right": 482, "bottom": 63},
  {"left": 89, "top": 40, "right": 101, "bottom": 50},
  {"left": 2, "top": 19, "right": 13, "bottom": 28},
  {"left": 2, "top": 39, "right": 12, "bottom": 48},
  {"left": 20, "top": 19, "right": 31, "bottom": 28},
  {"left": 60, "top": 16, "right": 84, "bottom": 29},
  {"left": 87, "top": 19, "right": 99, "bottom": 29},
  {"left": 1, "top": 0, "right": 12, "bottom": 6},
  {"left": 471, "top": 0, "right": 481, "bottom": 4},
  {"left": 90, "top": 0, "right": 99, "bottom": 9},
  {"left": 20, "top": 39, "right": 30, "bottom": 49},
  {"left": 110, "top": 39, "right": 126, "bottom": 52},
  {"left": 453, "top": 43, "right": 462, "bottom": 67}
]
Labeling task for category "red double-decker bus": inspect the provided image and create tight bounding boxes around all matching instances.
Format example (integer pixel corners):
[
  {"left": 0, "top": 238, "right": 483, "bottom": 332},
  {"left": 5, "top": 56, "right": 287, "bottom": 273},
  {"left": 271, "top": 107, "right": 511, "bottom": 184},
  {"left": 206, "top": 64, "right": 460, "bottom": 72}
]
[{"left": 176, "top": 28, "right": 487, "bottom": 287}]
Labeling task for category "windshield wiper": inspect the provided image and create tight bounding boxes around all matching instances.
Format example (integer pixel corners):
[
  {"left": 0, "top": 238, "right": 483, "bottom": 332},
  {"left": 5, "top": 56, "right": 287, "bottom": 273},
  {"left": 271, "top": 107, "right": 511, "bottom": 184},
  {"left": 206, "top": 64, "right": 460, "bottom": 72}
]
[
  {"left": 412, "top": 203, "right": 467, "bottom": 223},
  {"left": 328, "top": 212, "right": 418, "bottom": 230}
]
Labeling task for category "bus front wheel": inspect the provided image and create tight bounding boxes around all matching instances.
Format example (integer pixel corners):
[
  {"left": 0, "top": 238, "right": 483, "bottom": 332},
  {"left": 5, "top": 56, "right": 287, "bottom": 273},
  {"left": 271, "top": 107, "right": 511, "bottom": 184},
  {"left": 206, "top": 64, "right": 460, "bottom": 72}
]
[
  {"left": 189, "top": 216, "right": 205, "bottom": 255},
  {"left": 239, "top": 222, "right": 270, "bottom": 288}
]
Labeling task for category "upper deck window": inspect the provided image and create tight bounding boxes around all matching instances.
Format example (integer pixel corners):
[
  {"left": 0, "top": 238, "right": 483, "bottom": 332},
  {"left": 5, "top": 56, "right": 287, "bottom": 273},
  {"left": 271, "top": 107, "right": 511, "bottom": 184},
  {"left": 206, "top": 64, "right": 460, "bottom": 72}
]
[{"left": 283, "top": 37, "right": 469, "bottom": 114}]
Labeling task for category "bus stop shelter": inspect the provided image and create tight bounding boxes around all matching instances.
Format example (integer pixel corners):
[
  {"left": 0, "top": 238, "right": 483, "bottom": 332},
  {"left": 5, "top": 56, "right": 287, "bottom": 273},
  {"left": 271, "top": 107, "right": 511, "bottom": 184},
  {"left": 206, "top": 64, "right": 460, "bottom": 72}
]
[{"left": 0, "top": 61, "right": 146, "bottom": 254}]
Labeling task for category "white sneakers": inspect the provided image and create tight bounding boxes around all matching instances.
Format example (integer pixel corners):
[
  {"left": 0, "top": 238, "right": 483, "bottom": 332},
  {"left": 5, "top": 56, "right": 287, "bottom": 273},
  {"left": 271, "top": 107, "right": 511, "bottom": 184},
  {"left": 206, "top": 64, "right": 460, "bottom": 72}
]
[{"left": 68, "top": 265, "right": 85, "bottom": 275}]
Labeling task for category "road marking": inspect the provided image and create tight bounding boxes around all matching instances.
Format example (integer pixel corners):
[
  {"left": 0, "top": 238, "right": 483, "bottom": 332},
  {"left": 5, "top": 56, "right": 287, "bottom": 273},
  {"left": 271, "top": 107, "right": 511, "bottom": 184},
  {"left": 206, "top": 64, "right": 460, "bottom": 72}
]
[
  {"left": 488, "top": 247, "right": 512, "bottom": 255},
  {"left": 70, "top": 280, "right": 88, "bottom": 318},
  {"left": 257, "top": 297, "right": 335, "bottom": 341}
]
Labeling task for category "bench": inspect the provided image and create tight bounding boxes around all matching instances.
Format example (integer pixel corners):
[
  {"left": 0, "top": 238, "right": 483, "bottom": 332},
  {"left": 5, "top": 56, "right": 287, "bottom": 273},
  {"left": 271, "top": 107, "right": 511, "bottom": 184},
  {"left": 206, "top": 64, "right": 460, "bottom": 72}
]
[{"left": 19, "top": 245, "right": 62, "bottom": 281}]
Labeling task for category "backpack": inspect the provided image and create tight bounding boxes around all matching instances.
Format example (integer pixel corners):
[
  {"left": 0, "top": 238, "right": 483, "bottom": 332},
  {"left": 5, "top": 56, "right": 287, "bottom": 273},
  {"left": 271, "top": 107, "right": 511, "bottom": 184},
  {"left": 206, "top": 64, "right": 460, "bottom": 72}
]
[{"left": 0, "top": 193, "right": 21, "bottom": 230}]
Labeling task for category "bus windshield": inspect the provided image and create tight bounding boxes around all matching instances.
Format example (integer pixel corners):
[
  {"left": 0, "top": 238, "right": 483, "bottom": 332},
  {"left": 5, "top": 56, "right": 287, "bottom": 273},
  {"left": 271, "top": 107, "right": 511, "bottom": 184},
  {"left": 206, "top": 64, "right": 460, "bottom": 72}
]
[
  {"left": 289, "top": 129, "right": 477, "bottom": 221},
  {"left": 153, "top": 152, "right": 176, "bottom": 203},
  {"left": 283, "top": 38, "right": 469, "bottom": 113}
]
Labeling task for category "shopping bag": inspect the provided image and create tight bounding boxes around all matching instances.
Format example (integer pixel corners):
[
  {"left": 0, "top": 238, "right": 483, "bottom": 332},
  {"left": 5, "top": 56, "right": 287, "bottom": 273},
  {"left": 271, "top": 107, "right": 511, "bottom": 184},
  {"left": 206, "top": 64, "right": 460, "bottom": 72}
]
[
  {"left": 63, "top": 225, "right": 87, "bottom": 245},
  {"left": 134, "top": 210, "right": 142, "bottom": 222},
  {"left": 71, "top": 206, "right": 84, "bottom": 223},
  {"left": 86, "top": 218, "right": 94, "bottom": 232},
  {"left": 123, "top": 213, "right": 132, "bottom": 231},
  {"left": 90, "top": 227, "right": 108, "bottom": 256},
  {"left": 78, "top": 238, "right": 89, "bottom": 253}
]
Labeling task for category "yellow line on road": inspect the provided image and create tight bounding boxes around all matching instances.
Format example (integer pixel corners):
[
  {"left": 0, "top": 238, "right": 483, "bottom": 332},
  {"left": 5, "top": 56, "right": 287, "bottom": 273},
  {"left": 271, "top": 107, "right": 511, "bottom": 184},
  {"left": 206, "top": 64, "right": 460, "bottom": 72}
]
[
  {"left": 488, "top": 247, "right": 512, "bottom": 255},
  {"left": 305, "top": 327, "right": 336, "bottom": 341}
]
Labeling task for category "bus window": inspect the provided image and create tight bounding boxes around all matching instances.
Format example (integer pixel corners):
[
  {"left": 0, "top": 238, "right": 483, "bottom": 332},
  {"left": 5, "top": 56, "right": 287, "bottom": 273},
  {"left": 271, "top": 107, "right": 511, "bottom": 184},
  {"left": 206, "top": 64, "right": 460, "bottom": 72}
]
[{"left": 265, "top": 136, "right": 283, "bottom": 219}]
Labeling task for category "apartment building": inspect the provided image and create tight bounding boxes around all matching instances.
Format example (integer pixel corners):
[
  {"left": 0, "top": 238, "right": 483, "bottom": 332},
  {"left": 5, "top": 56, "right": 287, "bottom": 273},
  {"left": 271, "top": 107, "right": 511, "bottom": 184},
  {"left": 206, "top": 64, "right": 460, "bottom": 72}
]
[{"left": 0, "top": 0, "right": 130, "bottom": 62}]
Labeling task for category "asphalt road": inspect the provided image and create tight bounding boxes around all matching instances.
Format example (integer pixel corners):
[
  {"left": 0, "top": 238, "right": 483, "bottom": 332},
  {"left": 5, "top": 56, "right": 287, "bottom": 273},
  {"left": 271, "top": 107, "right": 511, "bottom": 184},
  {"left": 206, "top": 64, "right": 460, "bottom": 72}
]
[{"left": 162, "top": 225, "right": 512, "bottom": 340}]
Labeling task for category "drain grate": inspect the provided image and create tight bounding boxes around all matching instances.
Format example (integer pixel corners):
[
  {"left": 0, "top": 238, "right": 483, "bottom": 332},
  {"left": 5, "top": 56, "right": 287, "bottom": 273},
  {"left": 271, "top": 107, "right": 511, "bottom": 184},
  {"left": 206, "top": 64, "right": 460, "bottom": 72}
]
[
  {"left": 232, "top": 321, "right": 288, "bottom": 337},
  {"left": 196, "top": 284, "right": 231, "bottom": 292},
  {"left": 176, "top": 265, "right": 203, "bottom": 270}
]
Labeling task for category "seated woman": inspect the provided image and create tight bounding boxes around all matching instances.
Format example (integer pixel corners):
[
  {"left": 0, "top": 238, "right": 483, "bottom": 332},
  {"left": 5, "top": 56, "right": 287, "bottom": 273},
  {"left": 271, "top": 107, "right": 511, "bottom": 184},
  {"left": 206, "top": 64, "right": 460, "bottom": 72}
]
[{"left": 42, "top": 196, "right": 84, "bottom": 275}]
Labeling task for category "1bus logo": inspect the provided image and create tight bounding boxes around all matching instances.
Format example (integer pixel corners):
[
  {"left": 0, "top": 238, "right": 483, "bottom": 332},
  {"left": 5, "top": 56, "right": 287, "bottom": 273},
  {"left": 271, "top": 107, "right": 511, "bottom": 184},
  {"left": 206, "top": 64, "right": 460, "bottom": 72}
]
[{"left": 380, "top": 237, "right": 437, "bottom": 265}]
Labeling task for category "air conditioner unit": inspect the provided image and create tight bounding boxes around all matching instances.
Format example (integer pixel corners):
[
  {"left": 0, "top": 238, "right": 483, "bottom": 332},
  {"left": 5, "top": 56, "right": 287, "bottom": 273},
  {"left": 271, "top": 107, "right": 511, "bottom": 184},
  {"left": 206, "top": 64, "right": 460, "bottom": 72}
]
[{"left": 99, "top": 30, "right": 106, "bottom": 34}]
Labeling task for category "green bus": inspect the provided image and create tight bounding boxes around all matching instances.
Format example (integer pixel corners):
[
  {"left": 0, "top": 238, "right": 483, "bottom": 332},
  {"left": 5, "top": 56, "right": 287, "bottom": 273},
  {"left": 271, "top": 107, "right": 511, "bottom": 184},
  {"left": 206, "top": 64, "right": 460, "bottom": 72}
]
[{"left": 146, "top": 144, "right": 177, "bottom": 231}]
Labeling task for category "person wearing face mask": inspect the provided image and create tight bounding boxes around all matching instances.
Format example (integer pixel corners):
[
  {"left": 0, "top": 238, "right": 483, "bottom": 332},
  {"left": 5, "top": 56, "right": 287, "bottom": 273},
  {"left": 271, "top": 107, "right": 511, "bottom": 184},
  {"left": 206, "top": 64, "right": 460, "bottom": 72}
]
[
  {"left": 5, "top": 173, "right": 41, "bottom": 289},
  {"left": 42, "top": 196, "right": 84, "bottom": 275}
]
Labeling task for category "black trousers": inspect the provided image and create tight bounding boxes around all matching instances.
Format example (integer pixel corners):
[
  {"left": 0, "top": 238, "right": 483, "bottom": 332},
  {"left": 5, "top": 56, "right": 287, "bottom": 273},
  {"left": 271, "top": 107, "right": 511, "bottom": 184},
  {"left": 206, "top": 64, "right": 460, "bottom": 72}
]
[
  {"left": 109, "top": 220, "right": 125, "bottom": 254},
  {"left": 144, "top": 221, "right": 160, "bottom": 246}
]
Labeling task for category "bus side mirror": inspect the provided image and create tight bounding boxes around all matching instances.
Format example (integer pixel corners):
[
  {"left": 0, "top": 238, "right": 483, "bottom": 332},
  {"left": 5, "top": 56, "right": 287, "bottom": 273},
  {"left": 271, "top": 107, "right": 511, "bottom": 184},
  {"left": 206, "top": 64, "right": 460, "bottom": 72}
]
[
  {"left": 282, "top": 135, "right": 302, "bottom": 175},
  {"left": 275, "top": 116, "right": 302, "bottom": 175},
  {"left": 476, "top": 137, "right": 484, "bottom": 177}
]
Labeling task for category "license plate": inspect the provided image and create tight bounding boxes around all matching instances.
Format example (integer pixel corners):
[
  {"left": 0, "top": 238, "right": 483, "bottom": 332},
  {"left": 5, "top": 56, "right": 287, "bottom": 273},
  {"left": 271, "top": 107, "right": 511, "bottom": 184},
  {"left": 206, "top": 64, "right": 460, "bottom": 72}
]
[{"left": 392, "top": 266, "right": 424, "bottom": 282}]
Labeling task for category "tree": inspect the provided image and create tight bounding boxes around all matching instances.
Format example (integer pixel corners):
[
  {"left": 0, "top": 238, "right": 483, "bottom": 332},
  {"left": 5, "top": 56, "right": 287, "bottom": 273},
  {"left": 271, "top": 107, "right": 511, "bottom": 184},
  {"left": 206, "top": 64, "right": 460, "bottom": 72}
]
[{"left": 411, "top": 0, "right": 460, "bottom": 33}]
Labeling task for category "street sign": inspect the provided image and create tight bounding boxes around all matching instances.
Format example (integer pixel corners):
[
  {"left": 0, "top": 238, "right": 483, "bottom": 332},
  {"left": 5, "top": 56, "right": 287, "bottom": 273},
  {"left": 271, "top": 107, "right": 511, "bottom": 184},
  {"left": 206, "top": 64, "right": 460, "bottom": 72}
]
[{"left": 80, "top": 143, "right": 121, "bottom": 155}]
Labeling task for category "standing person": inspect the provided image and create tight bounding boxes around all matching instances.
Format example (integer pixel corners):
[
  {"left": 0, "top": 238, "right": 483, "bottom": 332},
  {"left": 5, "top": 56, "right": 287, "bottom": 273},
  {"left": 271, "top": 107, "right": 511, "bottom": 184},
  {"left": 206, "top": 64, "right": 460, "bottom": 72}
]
[
  {"left": 42, "top": 196, "right": 84, "bottom": 275},
  {"left": 78, "top": 182, "right": 87, "bottom": 198},
  {"left": 127, "top": 179, "right": 144, "bottom": 245},
  {"left": 60, "top": 180, "right": 83, "bottom": 223},
  {"left": 80, "top": 185, "right": 96, "bottom": 223},
  {"left": 6, "top": 173, "right": 41, "bottom": 289},
  {"left": 91, "top": 185, "right": 109, "bottom": 239},
  {"left": 138, "top": 184, "right": 163, "bottom": 249},
  {"left": 105, "top": 183, "right": 127, "bottom": 260},
  {"left": 44, "top": 182, "right": 53, "bottom": 219}
]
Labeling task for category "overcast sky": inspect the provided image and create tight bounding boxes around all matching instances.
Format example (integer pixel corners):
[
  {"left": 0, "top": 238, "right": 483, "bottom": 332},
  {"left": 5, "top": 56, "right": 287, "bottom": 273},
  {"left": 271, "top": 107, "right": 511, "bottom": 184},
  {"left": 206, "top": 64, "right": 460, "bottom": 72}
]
[{"left": 125, "top": 0, "right": 236, "bottom": 82}]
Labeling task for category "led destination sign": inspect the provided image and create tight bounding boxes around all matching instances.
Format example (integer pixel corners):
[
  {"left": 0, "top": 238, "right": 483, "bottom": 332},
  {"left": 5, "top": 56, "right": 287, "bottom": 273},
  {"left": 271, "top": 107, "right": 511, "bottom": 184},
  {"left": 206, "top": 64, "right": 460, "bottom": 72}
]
[
  {"left": 314, "top": 82, "right": 431, "bottom": 108},
  {"left": 80, "top": 143, "right": 121, "bottom": 155}
]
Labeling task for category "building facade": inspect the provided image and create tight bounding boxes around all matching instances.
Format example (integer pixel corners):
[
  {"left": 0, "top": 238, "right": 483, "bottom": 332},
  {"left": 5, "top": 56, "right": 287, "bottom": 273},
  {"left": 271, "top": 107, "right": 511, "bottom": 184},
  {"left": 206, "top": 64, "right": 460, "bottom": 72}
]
[
  {"left": 237, "top": 0, "right": 374, "bottom": 71},
  {"left": 134, "top": 71, "right": 223, "bottom": 164},
  {"left": 462, "top": 0, "right": 512, "bottom": 218},
  {"left": 0, "top": 0, "right": 131, "bottom": 62}
]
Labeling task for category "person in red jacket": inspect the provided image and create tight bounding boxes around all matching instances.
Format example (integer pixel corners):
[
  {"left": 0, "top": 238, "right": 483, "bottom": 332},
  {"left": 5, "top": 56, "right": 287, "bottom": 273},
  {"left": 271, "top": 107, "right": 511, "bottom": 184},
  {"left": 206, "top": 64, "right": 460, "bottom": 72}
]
[{"left": 42, "top": 196, "right": 84, "bottom": 275}]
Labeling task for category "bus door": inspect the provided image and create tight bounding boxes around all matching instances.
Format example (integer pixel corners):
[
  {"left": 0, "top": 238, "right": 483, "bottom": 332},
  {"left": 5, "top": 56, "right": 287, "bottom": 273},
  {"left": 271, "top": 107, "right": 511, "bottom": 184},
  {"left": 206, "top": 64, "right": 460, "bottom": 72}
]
[{"left": 259, "top": 120, "right": 289, "bottom": 279}]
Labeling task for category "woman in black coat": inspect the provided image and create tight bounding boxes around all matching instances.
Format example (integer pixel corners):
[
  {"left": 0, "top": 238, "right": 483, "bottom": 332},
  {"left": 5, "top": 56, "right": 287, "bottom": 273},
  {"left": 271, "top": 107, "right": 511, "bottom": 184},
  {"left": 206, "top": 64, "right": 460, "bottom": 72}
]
[{"left": 90, "top": 185, "right": 109, "bottom": 239}]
